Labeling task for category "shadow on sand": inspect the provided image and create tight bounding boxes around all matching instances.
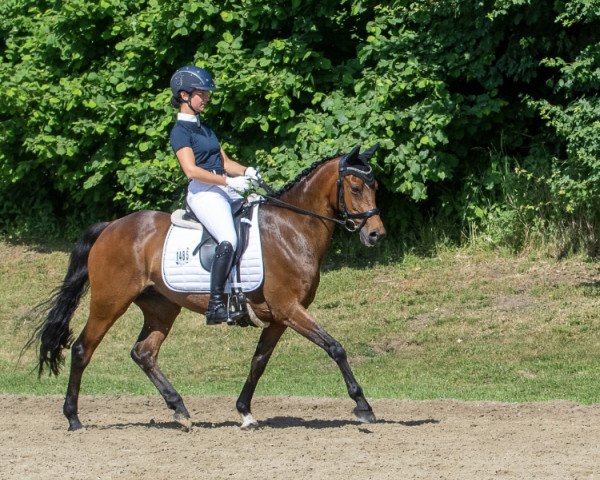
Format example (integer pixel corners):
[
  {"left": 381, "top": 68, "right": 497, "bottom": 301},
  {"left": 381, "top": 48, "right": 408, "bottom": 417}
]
[{"left": 86, "top": 416, "right": 439, "bottom": 431}]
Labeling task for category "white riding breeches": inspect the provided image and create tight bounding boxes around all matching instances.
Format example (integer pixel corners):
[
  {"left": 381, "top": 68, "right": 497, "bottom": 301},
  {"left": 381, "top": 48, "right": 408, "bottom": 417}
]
[{"left": 186, "top": 179, "right": 242, "bottom": 251}]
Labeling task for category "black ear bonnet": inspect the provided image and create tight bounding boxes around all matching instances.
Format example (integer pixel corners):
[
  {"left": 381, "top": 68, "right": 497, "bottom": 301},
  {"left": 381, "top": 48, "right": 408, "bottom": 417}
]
[{"left": 339, "top": 144, "right": 378, "bottom": 185}]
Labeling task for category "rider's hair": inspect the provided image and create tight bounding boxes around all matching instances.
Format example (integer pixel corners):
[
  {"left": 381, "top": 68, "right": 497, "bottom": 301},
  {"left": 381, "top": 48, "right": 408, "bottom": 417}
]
[{"left": 170, "top": 94, "right": 182, "bottom": 108}]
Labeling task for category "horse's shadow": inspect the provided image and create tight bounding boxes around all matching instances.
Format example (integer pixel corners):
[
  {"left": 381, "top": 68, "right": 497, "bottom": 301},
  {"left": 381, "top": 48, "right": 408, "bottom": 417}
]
[
  {"left": 90, "top": 416, "right": 439, "bottom": 431},
  {"left": 255, "top": 416, "right": 439, "bottom": 430}
]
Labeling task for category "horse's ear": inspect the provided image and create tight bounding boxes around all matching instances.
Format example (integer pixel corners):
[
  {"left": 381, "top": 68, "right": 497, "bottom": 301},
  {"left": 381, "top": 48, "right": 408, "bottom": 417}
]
[
  {"left": 359, "top": 143, "right": 379, "bottom": 162},
  {"left": 345, "top": 145, "right": 361, "bottom": 164},
  {"left": 342, "top": 144, "right": 376, "bottom": 184}
]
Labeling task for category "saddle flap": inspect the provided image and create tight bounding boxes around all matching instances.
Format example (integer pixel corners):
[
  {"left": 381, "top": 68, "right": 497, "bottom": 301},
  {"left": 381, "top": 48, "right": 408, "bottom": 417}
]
[{"left": 199, "top": 228, "right": 217, "bottom": 271}]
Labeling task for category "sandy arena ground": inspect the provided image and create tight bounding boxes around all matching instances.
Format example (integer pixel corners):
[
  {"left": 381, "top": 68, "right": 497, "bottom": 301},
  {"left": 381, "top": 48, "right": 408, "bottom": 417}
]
[{"left": 1, "top": 395, "right": 599, "bottom": 479}]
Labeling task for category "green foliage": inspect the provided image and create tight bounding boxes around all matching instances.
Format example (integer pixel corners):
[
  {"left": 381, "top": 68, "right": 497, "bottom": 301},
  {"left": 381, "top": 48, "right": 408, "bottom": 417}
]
[{"left": 1, "top": 0, "right": 600, "bottom": 251}]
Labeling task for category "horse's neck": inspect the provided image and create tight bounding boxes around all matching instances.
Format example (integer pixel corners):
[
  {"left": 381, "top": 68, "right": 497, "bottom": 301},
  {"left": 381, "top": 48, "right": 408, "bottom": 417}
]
[
  {"left": 278, "top": 159, "right": 339, "bottom": 217},
  {"left": 272, "top": 159, "right": 339, "bottom": 260}
]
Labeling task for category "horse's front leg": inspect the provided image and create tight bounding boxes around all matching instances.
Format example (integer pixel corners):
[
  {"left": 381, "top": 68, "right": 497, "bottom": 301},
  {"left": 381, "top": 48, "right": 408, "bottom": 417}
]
[
  {"left": 236, "top": 323, "right": 287, "bottom": 429},
  {"left": 284, "top": 303, "right": 375, "bottom": 423}
]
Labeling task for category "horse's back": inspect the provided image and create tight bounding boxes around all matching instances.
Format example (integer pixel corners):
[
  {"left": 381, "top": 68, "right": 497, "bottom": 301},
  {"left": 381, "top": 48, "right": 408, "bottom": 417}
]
[
  {"left": 95, "top": 210, "right": 170, "bottom": 246},
  {"left": 88, "top": 211, "right": 171, "bottom": 286}
]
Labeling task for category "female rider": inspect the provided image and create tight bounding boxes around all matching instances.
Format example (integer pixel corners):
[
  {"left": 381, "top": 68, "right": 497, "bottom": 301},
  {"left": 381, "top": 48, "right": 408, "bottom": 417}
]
[{"left": 169, "top": 65, "right": 259, "bottom": 325}]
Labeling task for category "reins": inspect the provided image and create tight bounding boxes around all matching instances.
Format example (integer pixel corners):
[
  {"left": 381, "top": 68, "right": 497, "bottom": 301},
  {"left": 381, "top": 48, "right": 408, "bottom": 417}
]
[
  {"left": 252, "top": 159, "right": 380, "bottom": 233},
  {"left": 257, "top": 189, "right": 354, "bottom": 229}
]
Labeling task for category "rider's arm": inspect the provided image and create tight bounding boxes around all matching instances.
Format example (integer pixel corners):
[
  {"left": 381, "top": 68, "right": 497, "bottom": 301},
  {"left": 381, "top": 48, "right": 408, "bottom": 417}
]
[
  {"left": 176, "top": 147, "right": 227, "bottom": 186},
  {"left": 221, "top": 148, "right": 247, "bottom": 177}
]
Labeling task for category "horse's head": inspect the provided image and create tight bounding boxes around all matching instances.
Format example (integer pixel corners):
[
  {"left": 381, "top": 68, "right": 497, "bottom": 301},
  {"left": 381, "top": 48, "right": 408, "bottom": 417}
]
[{"left": 337, "top": 145, "right": 386, "bottom": 247}]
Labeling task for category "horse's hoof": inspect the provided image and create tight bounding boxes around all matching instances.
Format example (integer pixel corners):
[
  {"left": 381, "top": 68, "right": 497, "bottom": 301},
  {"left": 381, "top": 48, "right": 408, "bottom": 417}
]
[
  {"left": 174, "top": 412, "right": 193, "bottom": 432},
  {"left": 354, "top": 408, "right": 376, "bottom": 424},
  {"left": 67, "top": 422, "right": 84, "bottom": 432},
  {"left": 240, "top": 413, "right": 259, "bottom": 430}
]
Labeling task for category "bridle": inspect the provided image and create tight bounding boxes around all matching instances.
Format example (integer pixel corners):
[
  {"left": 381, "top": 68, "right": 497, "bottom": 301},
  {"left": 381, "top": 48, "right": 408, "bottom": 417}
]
[
  {"left": 336, "top": 160, "right": 380, "bottom": 232},
  {"left": 255, "top": 157, "right": 380, "bottom": 233}
]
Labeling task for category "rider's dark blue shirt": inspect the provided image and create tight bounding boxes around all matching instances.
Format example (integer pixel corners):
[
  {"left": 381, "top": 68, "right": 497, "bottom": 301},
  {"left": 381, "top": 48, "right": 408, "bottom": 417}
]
[{"left": 169, "top": 120, "right": 223, "bottom": 173}]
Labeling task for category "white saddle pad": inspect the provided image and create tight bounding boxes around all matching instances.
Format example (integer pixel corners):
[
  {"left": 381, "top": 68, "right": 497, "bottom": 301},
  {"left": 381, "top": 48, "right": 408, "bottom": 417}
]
[{"left": 162, "top": 205, "right": 263, "bottom": 293}]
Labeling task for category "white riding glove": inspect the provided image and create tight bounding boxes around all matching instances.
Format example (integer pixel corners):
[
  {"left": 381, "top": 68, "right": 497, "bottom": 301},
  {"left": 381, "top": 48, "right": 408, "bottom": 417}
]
[
  {"left": 225, "top": 175, "right": 251, "bottom": 192},
  {"left": 244, "top": 166, "right": 261, "bottom": 182}
]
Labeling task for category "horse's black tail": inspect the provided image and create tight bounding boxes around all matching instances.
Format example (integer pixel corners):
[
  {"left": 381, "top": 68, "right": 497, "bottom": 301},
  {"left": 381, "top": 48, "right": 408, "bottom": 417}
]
[{"left": 24, "top": 222, "right": 110, "bottom": 377}]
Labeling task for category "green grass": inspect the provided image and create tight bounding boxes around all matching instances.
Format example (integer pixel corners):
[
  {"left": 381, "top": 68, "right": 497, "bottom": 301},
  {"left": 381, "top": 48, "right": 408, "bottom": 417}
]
[{"left": 2, "top": 240, "right": 600, "bottom": 403}]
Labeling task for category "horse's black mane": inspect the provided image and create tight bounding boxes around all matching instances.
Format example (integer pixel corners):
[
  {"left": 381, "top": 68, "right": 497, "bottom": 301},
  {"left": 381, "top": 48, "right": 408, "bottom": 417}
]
[{"left": 272, "top": 153, "right": 340, "bottom": 198}]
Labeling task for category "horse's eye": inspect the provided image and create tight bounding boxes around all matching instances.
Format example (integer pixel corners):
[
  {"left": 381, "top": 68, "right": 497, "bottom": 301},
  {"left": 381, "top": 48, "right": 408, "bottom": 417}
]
[{"left": 350, "top": 184, "right": 361, "bottom": 194}]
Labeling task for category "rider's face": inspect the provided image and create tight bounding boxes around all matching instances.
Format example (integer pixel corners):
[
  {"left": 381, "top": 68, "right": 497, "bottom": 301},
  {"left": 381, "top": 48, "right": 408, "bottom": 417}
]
[
  {"left": 181, "top": 89, "right": 210, "bottom": 113},
  {"left": 189, "top": 89, "right": 210, "bottom": 112}
]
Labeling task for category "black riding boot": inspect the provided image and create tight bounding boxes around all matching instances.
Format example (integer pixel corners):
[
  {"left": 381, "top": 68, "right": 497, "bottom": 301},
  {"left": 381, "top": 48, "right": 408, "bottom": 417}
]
[{"left": 206, "top": 241, "right": 234, "bottom": 325}]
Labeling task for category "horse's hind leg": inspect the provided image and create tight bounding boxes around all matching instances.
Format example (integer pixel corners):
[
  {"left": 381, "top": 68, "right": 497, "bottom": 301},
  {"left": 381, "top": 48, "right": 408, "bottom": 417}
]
[
  {"left": 131, "top": 291, "right": 190, "bottom": 430},
  {"left": 64, "top": 293, "right": 134, "bottom": 431}
]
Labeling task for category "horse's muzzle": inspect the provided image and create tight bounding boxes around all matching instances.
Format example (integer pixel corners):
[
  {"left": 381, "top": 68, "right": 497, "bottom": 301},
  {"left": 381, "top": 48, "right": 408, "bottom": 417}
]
[{"left": 360, "top": 224, "right": 386, "bottom": 247}]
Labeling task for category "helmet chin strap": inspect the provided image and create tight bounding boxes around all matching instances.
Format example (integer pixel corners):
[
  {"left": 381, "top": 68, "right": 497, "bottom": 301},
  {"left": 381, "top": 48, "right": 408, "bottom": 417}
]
[
  {"left": 183, "top": 97, "right": 202, "bottom": 115},
  {"left": 181, "top": 95, "right": 202, "bottom": 126},
  {"left": 178, "top": 90, "right": 200, "bottom": 113}
]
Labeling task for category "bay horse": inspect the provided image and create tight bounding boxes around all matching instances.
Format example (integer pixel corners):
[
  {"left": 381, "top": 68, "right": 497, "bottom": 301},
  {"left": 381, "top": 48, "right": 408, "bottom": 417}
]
[{"left": 30, "top": 145, "right": 386, "bottom": 431}]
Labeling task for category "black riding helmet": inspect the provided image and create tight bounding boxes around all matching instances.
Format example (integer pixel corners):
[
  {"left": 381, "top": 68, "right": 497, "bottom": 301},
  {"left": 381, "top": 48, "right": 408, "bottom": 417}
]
[{"left": 170, "top": 65, "right": 217, "bottom": 108}]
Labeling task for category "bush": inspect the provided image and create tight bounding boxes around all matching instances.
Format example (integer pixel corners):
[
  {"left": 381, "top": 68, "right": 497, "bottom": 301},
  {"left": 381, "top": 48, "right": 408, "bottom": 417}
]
[{"left": 1, "top": 0, "right": 600, "bottom": 253}]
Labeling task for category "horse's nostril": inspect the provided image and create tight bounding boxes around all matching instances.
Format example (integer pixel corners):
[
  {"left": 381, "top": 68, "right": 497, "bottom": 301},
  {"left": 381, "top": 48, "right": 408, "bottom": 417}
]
[
  {"left": 368, "top": 231, "right": 380, "bottom": 243},
  {"left": 369, "top": 230, "right": 386, "bottom": 242}
]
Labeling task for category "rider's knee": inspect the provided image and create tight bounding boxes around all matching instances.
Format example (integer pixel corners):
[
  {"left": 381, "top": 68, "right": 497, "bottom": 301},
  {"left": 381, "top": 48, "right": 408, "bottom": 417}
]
[
  {"left": 216, "top": 240, "right": 235, "bottom": 256},
  {"left": 228, "top": 237, "right": 238, "bottom": 252}
]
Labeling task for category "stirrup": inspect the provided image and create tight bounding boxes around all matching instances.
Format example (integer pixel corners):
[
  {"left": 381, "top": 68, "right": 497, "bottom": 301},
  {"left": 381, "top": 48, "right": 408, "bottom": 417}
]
[{"left": 226, "top": 290, "right": 252, "bottom": 327}]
